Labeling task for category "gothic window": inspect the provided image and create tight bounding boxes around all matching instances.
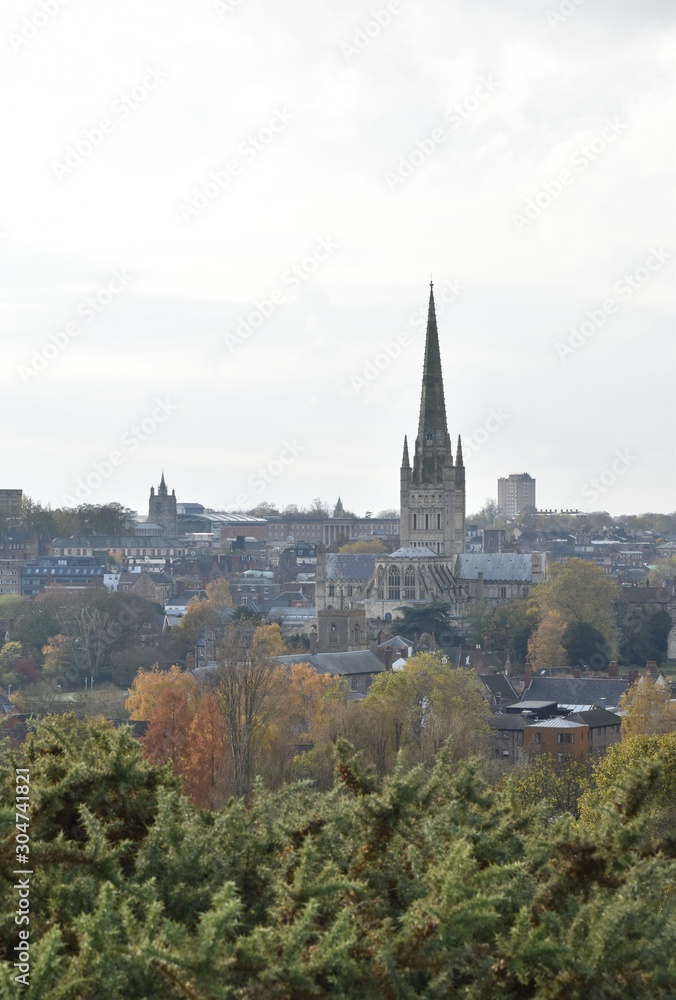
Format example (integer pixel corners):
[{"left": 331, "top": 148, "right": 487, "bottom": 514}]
[
  {"left": 426, "top": 431, "right": 433, "bottom": 444},
  {"left": 347, "top": 585, "right": 353, "bottom": 597},
  {"left": 329, "top": 624, "right": 338, "bottom": 648},
  {"left": 328, "top": 585, "right": 335, "bottom": 597},
  {"left": 425, "top": 514, "right": 429, "bottom": 530},
  {"left": 437, "top": 514, "right": 441, "bottom": 529},
  {"left": 387, "top": 566, "right": 400, "bottom": 601},
  {"left": 404, "top": 568, "right": 416, "bottom": 600},
  {"left": 413, "top": 514, "right": 417, "bottom": 530},
  {"left": 353, "top": 623, "right": 361, "bottom": 644}
]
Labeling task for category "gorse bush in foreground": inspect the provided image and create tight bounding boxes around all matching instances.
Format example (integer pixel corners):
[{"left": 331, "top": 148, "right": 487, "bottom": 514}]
[{"left": 0, "top": 715, "right": 675, "bottom": 998}]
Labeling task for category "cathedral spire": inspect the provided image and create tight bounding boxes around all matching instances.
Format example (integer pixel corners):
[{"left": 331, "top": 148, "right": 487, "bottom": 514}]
[
  {"left": 456, "top": 435, "right": 464, "bottom": 467},
  {"left": 159, "top": 471, "right": 167, "bottom": 495},
  {"left": 417, "top": 283, "right": 449, "bottom": 441},
  {"left": 413, "top": 283, "right": 449, "bottom": 483}
]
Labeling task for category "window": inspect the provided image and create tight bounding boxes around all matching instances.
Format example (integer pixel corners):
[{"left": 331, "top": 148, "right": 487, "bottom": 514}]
[
  {"left": 437, "top": 514, "right": 441, "bottom": 529},
  {"left": 502, "top": 731, "right": 509, "bottom": 740},
  {"left": 557, "top": 733, "right": 574, "bottom": 744},
  {"left": 347, "top": 585, "right": 353, "bottom": 597},
  {"left": 328, "top": 585, "right": 335, "bottom": 597},
  {"left": 500, "top": 587, "right": 507, "bottom": 599},
  {"left": 534, "top": 733, "right": 541, "bottom": 743},
  {"left": 404, "top": 569, "right": 416, "bottom": 600},
  {"left": 388, "top": 566, "right": 400, "bottom": 601},
  {"left": 413, "top": 514, "right": 417, "bottom": 530},
  {"left": 425, "top": 514, "right": 429, "bottom": 530},
  {"left": 502, "top": 750, "right": 510, "bottom": 757}
]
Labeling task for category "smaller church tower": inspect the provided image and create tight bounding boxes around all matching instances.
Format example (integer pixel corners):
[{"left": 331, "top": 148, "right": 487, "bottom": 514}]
[{"left": 148, "top": 472, "right": 178, "bottom": 538}]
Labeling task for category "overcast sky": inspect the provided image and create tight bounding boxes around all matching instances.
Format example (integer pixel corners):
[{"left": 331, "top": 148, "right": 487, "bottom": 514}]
[{"left": 1, "top": 0, "right": 674, "bottom": 521}]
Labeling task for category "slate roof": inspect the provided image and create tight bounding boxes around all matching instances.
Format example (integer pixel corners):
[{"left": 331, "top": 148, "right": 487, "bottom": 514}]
[
  {"left": 456, "top": 553, "right": 535, "bottom": 582},
  {"left": 276, "top": 651, "right": 386, "bottom": 677},
  {"left": 523, "top": 677, "right": 629, "bottom": 709},
  {"left": 480, "top": 674, "right": 518, "bottom": 704},
  {"left": 325, "top": 553, "right": 376, "bottom": 580},
  {"left": 566, "top": 709, "right": 622, "bottom": 728},
  {"left": 490, "top": 713, "right": 527, "bottom": 731},
  {"left": 377, "top": 635, "right": 414, "bottom": 649}
]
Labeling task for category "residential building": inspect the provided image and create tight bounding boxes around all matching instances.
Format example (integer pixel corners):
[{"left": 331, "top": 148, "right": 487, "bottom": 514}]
[
  {"left": 0, "top": 561, "right": 21, "bottom": 595},
  {"left": 497, "top": 473, "right": 536, "bottom": 517},
  {"left": 21, "top": 557, "right": 105, "bottom": 596}
]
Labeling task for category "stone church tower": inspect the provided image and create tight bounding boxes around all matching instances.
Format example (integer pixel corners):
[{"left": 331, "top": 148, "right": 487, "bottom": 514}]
[
  {"left": 399, "top": 283, "right": 465, "bottom": 556},
  {"left": 148, "top": 472, "right": 178, "bottom": 538}
]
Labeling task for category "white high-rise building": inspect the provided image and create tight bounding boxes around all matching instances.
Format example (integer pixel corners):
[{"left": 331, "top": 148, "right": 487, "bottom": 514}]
[{"left": 497, "top": 473, "right": 536, "bottom": 517}]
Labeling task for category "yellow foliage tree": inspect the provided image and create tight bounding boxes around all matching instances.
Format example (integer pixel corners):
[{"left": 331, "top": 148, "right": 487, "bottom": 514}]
[
  {"left": 527, "top": 610, "right": 567, "bottom": 671},
  {"left": 338, "top": 540, "right": 387, "bottom": 554},
  {"left": 531, "top": 558, "right": 619, "bottom": 657},
  {"left": 125, "top": 664, "right": 196, "bottom": 721},
  {"left": 205, "top": 579, "right": 233, "bottom": 608},
  {"left": 619, "top": 675, "right": 676, "bottom": 737}
]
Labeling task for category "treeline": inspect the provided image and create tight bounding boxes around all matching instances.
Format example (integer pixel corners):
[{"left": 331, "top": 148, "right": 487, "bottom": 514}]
[
  {"left": 0, "top": 714, "right": 675, "bottom": 997},
  {"left": 1, "top": 499, "right": 137, "bottom": 540},
  {"left": 126, "top": 629, "right": 494, "bottom": 806}
]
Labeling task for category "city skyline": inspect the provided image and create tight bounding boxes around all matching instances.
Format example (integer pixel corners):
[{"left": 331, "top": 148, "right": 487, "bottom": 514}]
[{"left": 1, "top": 0, "right": 674, "bottom": 518}]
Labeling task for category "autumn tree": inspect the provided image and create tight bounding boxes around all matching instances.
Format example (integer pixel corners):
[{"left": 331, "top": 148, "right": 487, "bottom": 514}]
[
  {"left": 184, "top": 692, "right": 229, "bottom": 809},
  {"left": 338, "top": 539, "right": 387, "bottom": 553},
  {"left": 208, "top": 622, "right": 285, "bottom": 797},
  {"left": 531, "top": 558, "right": 619, "bottom": 660},
  {"left": 361, "top": 653, "right": 492, "bottom": 771},
  {"left": 205, "top": 579, "right": 233, "bottom": 607},
  {"left": 527, "top": 610, "right": 567, "bottom": 671},
  {"left": 619, "top": 675, "right": 676, "bottom": 738},
  {"left": 126, "top": 664, "right": 193, "bottom": 720}
]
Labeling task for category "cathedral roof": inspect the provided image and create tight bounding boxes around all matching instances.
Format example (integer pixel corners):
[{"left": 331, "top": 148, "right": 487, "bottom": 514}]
[
  {"left": 325, "top": 553, "right": 376, "bottom": 580},
  {"left": 456, "top": 553, "right": 535, "bottom": 582},
  {"left": 388, "top": 546, "right": 438, "bottom": 558}
]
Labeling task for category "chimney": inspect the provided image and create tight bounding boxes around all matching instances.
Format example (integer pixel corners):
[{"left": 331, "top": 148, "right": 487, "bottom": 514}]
[
  {"left": 309, "top": 627, "right": 318, "bottom": 654},
  {"left": 385, "top": 647, "right": 394, "bottom": 671},
  {"left": 646, "top": 660, "right": 658, "bottom": 674},
  {"left": 573, "top": 668, "right": 581, "bottom": 678},
  {"left": 608, "top": 660, "right": 618, "bottom": 677},
  {"left": 185, "top": 653, "right": 195, "bottom": 672}
]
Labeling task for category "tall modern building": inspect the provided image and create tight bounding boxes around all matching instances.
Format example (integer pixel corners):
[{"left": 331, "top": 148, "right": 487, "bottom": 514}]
[
  {"left": 497, "top": 473, "right": 536, "bottom": 517},
  {"left": 399, "top": 283, "right": 465, "bottom": 556}
]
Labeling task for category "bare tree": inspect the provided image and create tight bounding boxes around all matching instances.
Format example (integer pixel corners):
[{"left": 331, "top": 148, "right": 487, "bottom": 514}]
[{"left": 210, "top": 623, "right": 284, "bottom": 798}]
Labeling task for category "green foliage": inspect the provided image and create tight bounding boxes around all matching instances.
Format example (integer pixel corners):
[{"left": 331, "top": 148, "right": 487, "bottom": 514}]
[
  {"left": 0, "top": 717, "right": 675, "bottom": 998},
  {"left": 562, "top": 620, "right": 608, "bottom": 668},
  {"left": 483, "top": 599, "right": 534, "bottom": 664},
  {"left": 394, "top": 601, "right": 458, "bottom": 646}
]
